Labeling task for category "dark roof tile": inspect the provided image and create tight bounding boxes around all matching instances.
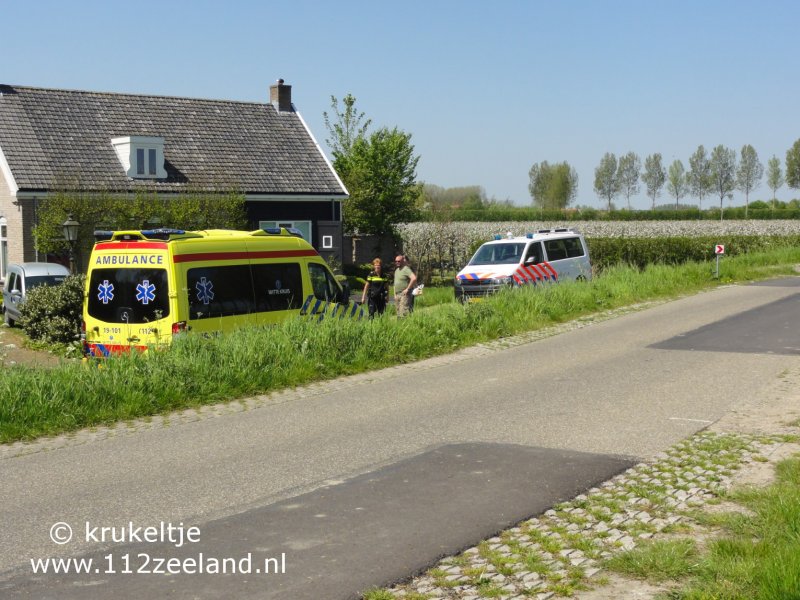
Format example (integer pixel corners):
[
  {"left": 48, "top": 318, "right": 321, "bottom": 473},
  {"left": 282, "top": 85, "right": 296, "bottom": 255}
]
[{"left": 0, "top": 85, "right": 345, "bottom": 196}]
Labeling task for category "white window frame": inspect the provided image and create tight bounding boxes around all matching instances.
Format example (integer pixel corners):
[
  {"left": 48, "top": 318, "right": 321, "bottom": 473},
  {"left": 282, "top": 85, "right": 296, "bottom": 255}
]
[
  {"left": 259, "top": 220, "right": 312, "bottom": 244},
  {"left": 111, "top": 136, "right": 167, "bottom": 179}
]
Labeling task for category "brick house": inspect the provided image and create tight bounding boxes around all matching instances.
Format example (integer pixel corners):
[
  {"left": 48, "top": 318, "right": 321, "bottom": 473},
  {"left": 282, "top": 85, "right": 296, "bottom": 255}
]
[{"left": 0, "top": 80, "right": 347, "bottom": 281}]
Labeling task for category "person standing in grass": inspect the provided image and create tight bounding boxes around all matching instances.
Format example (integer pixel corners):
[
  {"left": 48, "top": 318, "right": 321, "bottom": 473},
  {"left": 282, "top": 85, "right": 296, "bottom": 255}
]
[
  {"left": 393, "top": 254, "right": 417, "bottom": 318},
  {"left": 361, "top": 258, "right": 389, "bottom": 318}
]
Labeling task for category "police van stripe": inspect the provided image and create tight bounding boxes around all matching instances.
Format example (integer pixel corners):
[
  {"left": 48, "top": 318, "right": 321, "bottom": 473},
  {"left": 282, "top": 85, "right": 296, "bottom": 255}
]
[
  {"left": 531, "top": 264, "right": 548, "bottom": 280},
  {"left": 542, "top": 261, "right": 559, "bottom": 280},
  {"left": 524, "top": 266, "right": 539, "bottom": 281}
]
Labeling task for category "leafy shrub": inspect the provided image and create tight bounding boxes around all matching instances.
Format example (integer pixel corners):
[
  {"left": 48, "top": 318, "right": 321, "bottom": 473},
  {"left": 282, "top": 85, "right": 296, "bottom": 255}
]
[
  {"left": 588, "top": 235, "right": 800, "bottom": 272},
  {"left": 19, "top": 274, "right": 85, "bottom": 344}
]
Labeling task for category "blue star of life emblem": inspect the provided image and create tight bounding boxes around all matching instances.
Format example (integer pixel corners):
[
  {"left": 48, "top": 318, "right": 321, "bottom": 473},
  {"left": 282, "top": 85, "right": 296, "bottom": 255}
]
[
  {"left": 195, "top": 277, "right": 215, "bottom": 305},
  {"left": 135, "top": 280, "right": 156, "bottom": 305},
  {"left": 97, "top": 280, "right": 115, "bottom": 304}
]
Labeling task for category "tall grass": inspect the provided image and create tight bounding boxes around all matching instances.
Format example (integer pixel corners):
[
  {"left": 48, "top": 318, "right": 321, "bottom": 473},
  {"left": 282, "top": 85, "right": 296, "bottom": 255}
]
[
  {"left": 617, "top": 456, "right": 800, "bottom": 599},
  {"left": 2, "top": 248, "right": 800, "bottom": 443}
]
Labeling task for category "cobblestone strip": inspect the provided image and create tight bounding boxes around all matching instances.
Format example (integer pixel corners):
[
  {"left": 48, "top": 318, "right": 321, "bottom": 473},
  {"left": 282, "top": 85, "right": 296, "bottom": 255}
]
[{"left": 369, "top": 431, "right": 794, "bottom": 600}]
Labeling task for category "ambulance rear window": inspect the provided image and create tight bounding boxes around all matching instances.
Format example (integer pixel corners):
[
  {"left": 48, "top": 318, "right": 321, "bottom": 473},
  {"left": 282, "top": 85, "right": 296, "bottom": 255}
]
[{"left": 88, "top": 268, "right": 170, "bottom": 323}]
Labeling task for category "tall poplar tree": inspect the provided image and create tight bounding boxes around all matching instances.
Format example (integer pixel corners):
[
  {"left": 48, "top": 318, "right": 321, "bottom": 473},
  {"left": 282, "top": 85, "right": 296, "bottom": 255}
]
[
  {"left": 593, "top": 153, "right": 619, "bottom": 211},
  {"left": 736, "top": 144, "right": 763, "bottom": 218},
  {"left": 642, "top": 153, "right": 666, "bottom": 210},
  {"left": 766, "top": 155, "right": 784, "bottom": 211},
  {"left": 667, "top": 160, "right": 688, "bottom": 210},
  {"left": 786, "top": 139, "right": 800, "bottom": 191},
  {"left": 617, "top": 152, "right": 641, "bottom": 211},
  {"left": 710, "top": 145, "right": 736, "bottom": 220},
  {"left": 688, "top": 145, "right": 713, "bottom": 210}
]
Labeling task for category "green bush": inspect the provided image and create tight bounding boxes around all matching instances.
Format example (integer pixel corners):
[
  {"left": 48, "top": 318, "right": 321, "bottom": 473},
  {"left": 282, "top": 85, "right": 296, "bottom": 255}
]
[
  {"left": 587, "top": 235, "right": 800, "bottom": 272},
  {"left": 19, "top": 274, "right": 85, "bottom": 344}
]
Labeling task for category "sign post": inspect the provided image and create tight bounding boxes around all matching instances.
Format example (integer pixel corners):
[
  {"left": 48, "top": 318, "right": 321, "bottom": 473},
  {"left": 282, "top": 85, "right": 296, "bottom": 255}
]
[{"left": 714, "top": 244, "right": 725, "bottom": 278}]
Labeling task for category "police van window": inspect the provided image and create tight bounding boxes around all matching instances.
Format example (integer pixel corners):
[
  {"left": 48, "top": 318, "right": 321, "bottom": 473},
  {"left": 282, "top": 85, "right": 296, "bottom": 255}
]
[
  {"left": 563, "top": 237, "right": 585, "bottom": 258},
  {"left": 187, "top": 265, "right": 256, "bottom": 320},
  {"left": 308, "top": 263, "right": 340, "bottom": 302},
  {"left": 251, "top": 263, "right": 303, "bottom": 312},
  {"left": 88, "top": 268, "right": 170, "bottom": 323},
  {"left": 543, "top": 239, "right": 568, "bottom": 261},
  {"left": 469, "top": 243, "right": 525, "bottom": 265},
  {"left": 524, "top": 242, "right": 543, "bottom": 264}
]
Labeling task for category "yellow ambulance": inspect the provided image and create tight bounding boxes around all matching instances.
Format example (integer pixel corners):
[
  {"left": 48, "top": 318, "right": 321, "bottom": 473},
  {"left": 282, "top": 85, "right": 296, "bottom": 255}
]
[{"left": 82, "top": 227, "right": 353, "bottom": 357}]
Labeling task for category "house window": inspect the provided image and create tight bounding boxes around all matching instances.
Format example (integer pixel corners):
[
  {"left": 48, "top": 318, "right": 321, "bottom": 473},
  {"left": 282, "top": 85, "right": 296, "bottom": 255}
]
[
  {"left": 111, "top": 136, "right": 168, "bottom": 180},
  {"left": 259, "top": 220, "right": 311, "bottom": 244}
]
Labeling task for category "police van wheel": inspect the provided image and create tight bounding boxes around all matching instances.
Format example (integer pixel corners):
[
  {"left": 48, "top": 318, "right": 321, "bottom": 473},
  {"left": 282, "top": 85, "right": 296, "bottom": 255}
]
[{"left": 576, "top": 275, "right": 587, "bottom": 282}]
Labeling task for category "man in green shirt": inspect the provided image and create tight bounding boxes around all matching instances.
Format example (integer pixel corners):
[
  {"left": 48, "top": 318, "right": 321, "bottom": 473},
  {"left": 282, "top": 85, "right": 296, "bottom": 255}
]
[{"left": 393, "top": 254, "right": 417, "bottom": 318}]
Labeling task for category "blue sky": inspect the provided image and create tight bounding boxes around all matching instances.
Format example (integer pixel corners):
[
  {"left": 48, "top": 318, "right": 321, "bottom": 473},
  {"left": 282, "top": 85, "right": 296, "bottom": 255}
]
[{"left": 2, "top": 0, "right": 798, "bottom": 208}]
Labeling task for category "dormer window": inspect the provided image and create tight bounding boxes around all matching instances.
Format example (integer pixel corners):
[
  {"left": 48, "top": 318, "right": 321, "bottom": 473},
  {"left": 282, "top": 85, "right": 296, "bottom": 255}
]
[{"left": 112, "top": 136, "right": 167, "bottom": 179}]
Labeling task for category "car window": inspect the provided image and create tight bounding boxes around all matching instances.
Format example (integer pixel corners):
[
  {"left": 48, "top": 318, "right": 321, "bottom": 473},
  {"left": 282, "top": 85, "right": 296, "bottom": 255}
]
[
  {"left": 6, "top": 272, "right": 17, "bottom": 292},
  {"left": 524, "top": 242, "right": 543, "bottom": 264},
  {"left": 308, "top": 263, "right": 341, "bottom": 302},
  {"left": 469, "top": 243, "right": 525, "bottom": 265},
  {"left": 563, "top": 237, "right": 585, "bottom": 258},
  {"left": 12, "top": 272, "right": 22, "bottom": 292},
  {"left": 543, "top": 239, "right": 568, "bottom": 261},
  {"left": 26, "top": 275, "right": 67, "bottom": 290}
]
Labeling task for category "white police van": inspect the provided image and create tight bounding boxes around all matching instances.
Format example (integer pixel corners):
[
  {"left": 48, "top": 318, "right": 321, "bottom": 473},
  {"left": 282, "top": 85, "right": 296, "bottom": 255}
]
[{"left": 454, "top": 229, "right": 591, "bottom": 302}]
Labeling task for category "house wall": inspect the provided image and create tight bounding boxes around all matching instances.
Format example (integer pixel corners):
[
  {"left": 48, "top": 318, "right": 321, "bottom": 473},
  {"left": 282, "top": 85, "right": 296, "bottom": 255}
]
[
  {"left": 0, "top": 172, "right": 26, "bottom": 270},
  {"left": 246, "top": 199, "right": 341, "bottom": 231}
]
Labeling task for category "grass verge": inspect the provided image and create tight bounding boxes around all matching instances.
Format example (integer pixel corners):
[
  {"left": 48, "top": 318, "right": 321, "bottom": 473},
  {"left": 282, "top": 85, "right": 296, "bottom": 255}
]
[
  {"left": 605, "top": 455, "right": 800, "bottom": 600},
  {"left": 1, "top": 248, "right": 799, "bottom": 443}
]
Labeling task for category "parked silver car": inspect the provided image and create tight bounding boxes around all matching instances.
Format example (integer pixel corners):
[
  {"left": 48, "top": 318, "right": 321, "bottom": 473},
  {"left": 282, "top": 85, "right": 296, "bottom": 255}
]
[{"left": 2, "top": 262, "right": 70, "bottom": 326}]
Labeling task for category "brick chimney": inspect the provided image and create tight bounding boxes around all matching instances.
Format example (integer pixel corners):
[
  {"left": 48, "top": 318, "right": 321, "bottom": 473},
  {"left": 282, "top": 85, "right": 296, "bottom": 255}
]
[{"left": 269, "top": 78, "right": 293, "bottom": 112}]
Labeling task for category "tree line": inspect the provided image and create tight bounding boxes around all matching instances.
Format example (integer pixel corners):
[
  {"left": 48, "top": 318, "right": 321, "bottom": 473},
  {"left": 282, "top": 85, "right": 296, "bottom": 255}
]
[{"left": 529, "top": 140, "right": 800, "bottom": 217}]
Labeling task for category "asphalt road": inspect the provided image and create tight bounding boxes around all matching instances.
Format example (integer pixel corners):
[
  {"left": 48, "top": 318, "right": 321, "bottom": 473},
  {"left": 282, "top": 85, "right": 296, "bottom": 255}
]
[{"left": 2, "top": 278, "right": 799, "bottom": 598}]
